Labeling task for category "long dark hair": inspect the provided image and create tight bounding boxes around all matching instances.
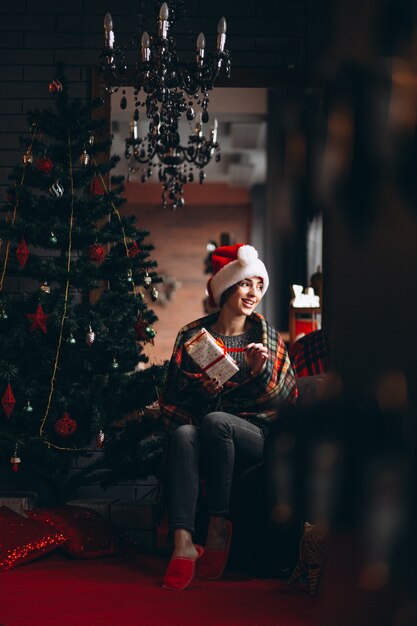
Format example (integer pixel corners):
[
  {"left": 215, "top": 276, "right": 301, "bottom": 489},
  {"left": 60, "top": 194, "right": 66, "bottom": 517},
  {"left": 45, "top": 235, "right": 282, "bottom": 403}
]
[{"left": 220, "top": 283, "right": 239, "bottom": 307}]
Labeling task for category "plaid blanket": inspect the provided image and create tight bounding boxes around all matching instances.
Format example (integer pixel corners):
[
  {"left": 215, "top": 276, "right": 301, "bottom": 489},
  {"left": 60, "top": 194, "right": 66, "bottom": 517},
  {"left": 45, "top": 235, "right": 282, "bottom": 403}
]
[
  {"left": 289, "top": 328, "right": 333, "bottom": 378},
  {"left": 159, "top": 312, "right": 297, "bottom": 431}
]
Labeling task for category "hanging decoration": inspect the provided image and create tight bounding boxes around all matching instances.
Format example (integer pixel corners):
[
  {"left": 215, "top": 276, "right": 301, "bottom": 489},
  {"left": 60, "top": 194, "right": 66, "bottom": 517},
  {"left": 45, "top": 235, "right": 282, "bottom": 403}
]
[
  {"left": 86, "top": 325, "right": 95, "bottom": 347},
  {"left": 88, "top": 243, "right": 106, "bottom": 264},
  {"left": 96, "top": 430, "right": 105, "bottom": 448},
  {"left": 143, "top": 270, "right": 152, "bottom": 289},
  {"left": 23, "top": 150, "right": 33, "bottom": 165},
  {"left": 49, "top": 180, "right": 64, "bottom": 198},
  {"left": 16, "top": 238, "right": 30, "bottom": 269},
  {"left": 26, "top": 303, "right": 49, "bottom": 333},
  {"left": 2, "top": 382, "right": 16, "bottom": 418},
  {"left": 40, "top": 280, "right": 51, "bottom": 294},
  {"left": 90, "top": 176, "right": 104, "bottom": 196},
  {"left": 49, "top": 79, "right": 63, "bottom": 94},
  {"left": 49, "top": 231, "right": 58, "bottom": 245},
  {"left": 54, "top": 412, "right": 77, "bottom": 437},
  {"left": 36, "top": 157, "right": 54, "bottom": 175},
  {"left": 98, "top": 2, "right": 230, "bottom": 209},
  {"left": 23, "top": 400, "right": 34, "bottom": 413},
  {"left": 145, "top": 325, "right": 156, "bottom": 341},
  {"left": 128, "top": 241, "right": 141, "bottom": 258},
  {"left": 151, "top": 286, "right": 159, "bottom": 302},
  {"left": 10, "top": 445, "right": 21, "bottom": 472},
  {"left": 133, "top": 315, "right": 148, "bottom": 342},
  {"left": 79, "top": 150, "right": 90, "bottom": 167}
]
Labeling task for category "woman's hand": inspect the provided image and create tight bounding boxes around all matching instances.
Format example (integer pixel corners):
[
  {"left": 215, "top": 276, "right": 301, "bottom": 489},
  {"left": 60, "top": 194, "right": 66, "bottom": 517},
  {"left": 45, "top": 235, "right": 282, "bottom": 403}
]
[
  {"left": 245, "top": 342, "right": 269, "bottom": 376},
  {"left": 201, "top": 375, "right": 223, "bottom": 396}
]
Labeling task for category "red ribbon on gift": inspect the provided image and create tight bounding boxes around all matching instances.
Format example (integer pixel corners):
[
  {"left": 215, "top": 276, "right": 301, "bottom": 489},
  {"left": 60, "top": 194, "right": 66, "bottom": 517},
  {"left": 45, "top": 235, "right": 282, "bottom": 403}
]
[
  {"left": 215, "top": 337, "right": 245, "bottom": 354},
  {"left": 202, "top": 339, "right": 227, "bottom": 373},
  {"left": 201, "top": 337, "right": 245, "bottom": 374},
  {"left": 186, "top": 330, "right": 246, "bottom": 375}
]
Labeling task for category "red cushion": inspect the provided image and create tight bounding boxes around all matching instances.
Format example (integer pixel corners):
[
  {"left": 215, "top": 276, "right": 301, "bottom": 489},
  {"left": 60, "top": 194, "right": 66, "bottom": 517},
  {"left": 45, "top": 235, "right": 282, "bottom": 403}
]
[
  {"left": 26, "top": 505, "right": 119, "bottom": 558},
  {"left": 0, "top": 505, "right": 66, "bottom": 570}
]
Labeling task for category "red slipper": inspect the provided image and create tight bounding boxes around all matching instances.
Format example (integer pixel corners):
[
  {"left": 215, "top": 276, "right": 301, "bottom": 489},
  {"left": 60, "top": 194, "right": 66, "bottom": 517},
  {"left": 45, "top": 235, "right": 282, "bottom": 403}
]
[
  {"left": 162, "top": 544, "right": 204, "bottom": 590},
  {"left": 197, "top": 520, "right": 233, "bottom": 580}
]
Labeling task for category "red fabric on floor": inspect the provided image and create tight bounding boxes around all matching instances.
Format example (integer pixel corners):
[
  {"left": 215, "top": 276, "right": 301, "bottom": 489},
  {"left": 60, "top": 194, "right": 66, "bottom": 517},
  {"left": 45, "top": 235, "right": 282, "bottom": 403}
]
[{"left": 0, "top": 552, "right": 320, "bottom": 626}]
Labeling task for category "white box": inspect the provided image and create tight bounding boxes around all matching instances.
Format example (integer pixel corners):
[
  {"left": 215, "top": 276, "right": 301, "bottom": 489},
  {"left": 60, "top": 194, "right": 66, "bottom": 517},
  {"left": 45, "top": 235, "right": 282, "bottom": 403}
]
[
  {"left": 0, "top": 492, "right": 38, "bottom": 516},
  {"left": 184, "top": 327, "right": 239, "bottom": 385}
]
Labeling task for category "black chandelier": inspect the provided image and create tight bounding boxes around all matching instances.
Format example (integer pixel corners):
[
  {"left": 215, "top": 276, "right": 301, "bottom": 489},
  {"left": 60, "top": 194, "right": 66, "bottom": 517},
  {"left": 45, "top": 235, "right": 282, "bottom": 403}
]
[{"left": 99, "top": 1, "right": 231, "bottom": 209}]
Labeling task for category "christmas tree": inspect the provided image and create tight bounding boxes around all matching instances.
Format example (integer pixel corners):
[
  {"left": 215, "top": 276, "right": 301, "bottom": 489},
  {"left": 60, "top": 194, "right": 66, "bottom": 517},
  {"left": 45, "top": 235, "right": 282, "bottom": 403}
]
[{"left": 0, "top": 70, "right": 166, "bottom": 503}]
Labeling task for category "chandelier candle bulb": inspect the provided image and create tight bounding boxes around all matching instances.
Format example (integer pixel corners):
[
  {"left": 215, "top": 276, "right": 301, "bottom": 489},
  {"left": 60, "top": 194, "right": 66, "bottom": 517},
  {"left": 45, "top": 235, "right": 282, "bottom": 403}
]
[
  {"left": 104, "top": 13, "right": 114, "bottom": 49},
  {"left": 196, "top": 32, "right": 206, "bottom": 64},
  {"left": 159, "top": 3, "right": 169, "bottom": 39},
  {"left": 211, "top": 118, "right": 218, "bottom": 143},
  {"left": 195, "top": 112, "right": 203, "bottom": 137},
  {"left": 217, "top": 17, "right": 227, "bottom": 51},
  {"left": 141, "top": 31, "right": 150, "bottom": 62},
  {"left": 131, "top": 118, "right": 139, "bottom": 140}
]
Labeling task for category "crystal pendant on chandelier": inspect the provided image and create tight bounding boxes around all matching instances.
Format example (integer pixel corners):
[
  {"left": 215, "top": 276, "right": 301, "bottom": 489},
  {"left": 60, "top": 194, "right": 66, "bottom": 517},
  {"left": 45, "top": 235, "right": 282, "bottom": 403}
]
[{"left": 98, "top": 2, "right": 231, "bottom": 209}]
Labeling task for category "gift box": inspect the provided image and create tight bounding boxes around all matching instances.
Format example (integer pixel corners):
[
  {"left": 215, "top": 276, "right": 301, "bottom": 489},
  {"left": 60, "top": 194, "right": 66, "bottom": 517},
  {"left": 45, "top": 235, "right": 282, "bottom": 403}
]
[
  {"left": 66, "top": 497, "right": 161, "bottom": 553},
  {"left": 184, "top": 327, "right": 239, "bottom": 385},
  {"left": 110, "top": 500, "right": 161, "bottom": 553},
  {"left": 0, "top": 492, "right": 38, "bottom": 516},
  {"left": 66, "top": 498, "right": 117, "bottom": 521}
]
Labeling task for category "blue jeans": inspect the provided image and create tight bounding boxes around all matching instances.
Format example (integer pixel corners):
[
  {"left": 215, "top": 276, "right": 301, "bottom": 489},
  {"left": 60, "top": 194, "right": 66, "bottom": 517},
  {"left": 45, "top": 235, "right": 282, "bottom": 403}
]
[{"left": 167, "top": 411, "right": 265, "bottom": 533}]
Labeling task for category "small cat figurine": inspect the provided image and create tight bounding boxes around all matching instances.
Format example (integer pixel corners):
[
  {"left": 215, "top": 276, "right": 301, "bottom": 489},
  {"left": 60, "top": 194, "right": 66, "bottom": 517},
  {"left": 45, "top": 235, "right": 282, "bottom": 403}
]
[{"left": 287, "top": 522, "right": 328, "bottom": 595}]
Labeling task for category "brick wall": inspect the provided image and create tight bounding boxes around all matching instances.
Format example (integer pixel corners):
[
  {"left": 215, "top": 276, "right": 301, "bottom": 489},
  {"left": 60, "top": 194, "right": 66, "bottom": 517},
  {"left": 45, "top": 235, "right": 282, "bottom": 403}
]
[
  {"left": 123, "top": 182, "right": 253, "bottom": 362},
  {"left": 0, "top": 1, "right": 305, "bottom": 198}
]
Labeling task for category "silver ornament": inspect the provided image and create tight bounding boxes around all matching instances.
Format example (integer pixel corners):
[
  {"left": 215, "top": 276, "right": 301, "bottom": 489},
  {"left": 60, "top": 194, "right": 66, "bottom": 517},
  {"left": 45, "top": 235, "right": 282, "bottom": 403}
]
[
  {"left": 49, "top": 180, "right": 64, "bottom": 198},
  {"left": 143, "top": 271, "right": 152, "bottom": 288},
  {"left": 23, "top": 151, "right": 33, "bottom": 165},
  {"left": 40, "top": 280, "right": 51, "bottom": 294},
  {"left": 80, "top": 150, "right": 90, "bottom": 166},
  {"left": 96, "top": 430, "right": 105, "bottom": 448},
  {"left": 86, "top": 325, "right": 95, "bottom": 346}
]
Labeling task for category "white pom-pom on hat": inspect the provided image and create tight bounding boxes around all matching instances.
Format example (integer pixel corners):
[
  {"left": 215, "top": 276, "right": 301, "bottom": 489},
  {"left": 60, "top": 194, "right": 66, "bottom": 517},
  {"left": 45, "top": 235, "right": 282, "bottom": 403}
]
[
  {"left": 207, "top": 243, "right": 269, "bottom": 307},
  {"left": 237, "top": 244, "right": 258, "bottom": 266}
]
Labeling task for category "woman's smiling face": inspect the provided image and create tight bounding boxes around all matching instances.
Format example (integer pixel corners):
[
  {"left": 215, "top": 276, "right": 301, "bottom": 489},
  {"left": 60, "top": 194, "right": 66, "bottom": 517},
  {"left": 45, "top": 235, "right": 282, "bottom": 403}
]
[{"left": 224, "top": 276, "right": 264, "bottom": 315}]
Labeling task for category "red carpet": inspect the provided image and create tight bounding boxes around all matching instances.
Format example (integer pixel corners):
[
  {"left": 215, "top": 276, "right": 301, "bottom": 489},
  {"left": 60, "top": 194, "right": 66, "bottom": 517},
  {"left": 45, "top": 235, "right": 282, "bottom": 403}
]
[{"left": 0, "top": 552, "right": 320, "bottom": 626}]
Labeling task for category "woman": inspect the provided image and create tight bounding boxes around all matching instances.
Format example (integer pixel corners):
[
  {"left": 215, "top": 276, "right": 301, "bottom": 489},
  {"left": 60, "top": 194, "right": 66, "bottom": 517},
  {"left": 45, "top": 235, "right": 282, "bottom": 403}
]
[{"left": 159, "top": 244, "right": 297, "bottom": 590}]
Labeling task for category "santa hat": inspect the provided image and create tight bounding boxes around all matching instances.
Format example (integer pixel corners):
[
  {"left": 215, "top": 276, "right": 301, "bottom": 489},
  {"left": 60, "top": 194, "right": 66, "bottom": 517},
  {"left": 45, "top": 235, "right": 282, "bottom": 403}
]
[{"left": 207, "top": 243, "right": 269, "bottom": 307}]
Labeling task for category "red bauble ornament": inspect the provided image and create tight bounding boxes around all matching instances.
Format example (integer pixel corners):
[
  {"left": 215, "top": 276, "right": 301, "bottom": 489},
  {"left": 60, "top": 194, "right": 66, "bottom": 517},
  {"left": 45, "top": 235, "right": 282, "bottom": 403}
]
[
  {"left": 90, "top": 176, "right": 104, "bottom": 196},
  {"left": 49, "top": 79, "right": 63, "bottom": 93},
  {"left": 26, "top": 304, "right": 49, "bottom": 333},
  {"left": 1, "top": 383, "right": 16, "bottom": 418},
  {"left": 55, "top": 412, "right": 77, "bottom": 437},
  {"left": 16, "top": 238, "right": 30, "bottom": 269},
  {"left": 36, "top": 157, "right": 54, "bottom": 175},
  {"left": 128, "top": 242, "right": 141, "bottom": 258},
  {"left": 88, "top": 244, "right": 106, "bottom": 264}
]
